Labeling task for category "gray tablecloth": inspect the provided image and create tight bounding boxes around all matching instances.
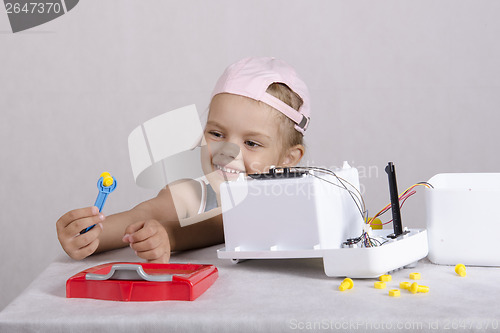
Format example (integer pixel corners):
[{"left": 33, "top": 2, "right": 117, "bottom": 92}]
[{"left": 1, "top": 245, "right": 499, "bottom": 332}]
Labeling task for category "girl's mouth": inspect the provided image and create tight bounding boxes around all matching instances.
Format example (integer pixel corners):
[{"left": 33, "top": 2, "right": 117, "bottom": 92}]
[{"left": 213, "top": 164, "right": 244, "bottom": 180}]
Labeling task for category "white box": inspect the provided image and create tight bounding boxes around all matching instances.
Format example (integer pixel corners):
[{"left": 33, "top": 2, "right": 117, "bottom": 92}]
[
  {"left": 218, "top": 165, "right": 429, "bottom": 278},
  {"left": 219, "top": 167, "right": 364, "bottom": 254},
  {"left": 425, "top": 173, "right": 500, "bottom": 266}
]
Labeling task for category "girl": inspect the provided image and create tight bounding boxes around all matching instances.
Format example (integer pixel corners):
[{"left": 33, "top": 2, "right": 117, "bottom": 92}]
[{"left": 56, "top": 57, "right": 311, "bottom": 263}]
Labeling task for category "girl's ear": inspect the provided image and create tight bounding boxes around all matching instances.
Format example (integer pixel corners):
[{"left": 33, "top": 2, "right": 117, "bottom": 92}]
[{"left": 280, "top": 144, "right": 305, "bottom": 167}]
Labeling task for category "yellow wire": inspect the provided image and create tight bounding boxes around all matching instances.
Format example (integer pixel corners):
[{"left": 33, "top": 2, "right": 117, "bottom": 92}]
[{"left": 367, "top": 183, "right": 431, "bottom": 225}]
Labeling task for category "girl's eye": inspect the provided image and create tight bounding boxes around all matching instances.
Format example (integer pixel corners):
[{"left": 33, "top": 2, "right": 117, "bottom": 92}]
[
  {"left": 209, "top": 131, "right": 223, "bottom": 138},
  {"left": 245, "top": 140, "right": 261, "bottom": 148}
]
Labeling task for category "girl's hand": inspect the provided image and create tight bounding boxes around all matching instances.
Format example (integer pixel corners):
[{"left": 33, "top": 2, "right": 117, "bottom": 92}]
[
  {"left": 56, "top": 206, "right": 105, "bottom": 260},
  {"left": 122, "top": 220, "right": 171, "bottom": 263}
]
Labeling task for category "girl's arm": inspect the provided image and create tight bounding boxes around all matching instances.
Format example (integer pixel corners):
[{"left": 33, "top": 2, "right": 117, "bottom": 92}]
[
  {"left": 96, "top": 185, "right": 224, "bottom": 254},
  {"left": 58, "top": 181, "right": 224, "bottom": 261}
]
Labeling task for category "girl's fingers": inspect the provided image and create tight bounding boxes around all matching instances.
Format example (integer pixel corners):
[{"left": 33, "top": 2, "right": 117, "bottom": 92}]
[
  {"left": 136, "top": 247, "right": 170, "bottom": 263},
  {"left": 126, "top": 220, "right": 157, "bottom": 243},
  {"left": 130, "top": 232, "right": 162, "bottom": 252},
  {"left": 73, "top": 224, "right": 102, "bottom": 249},
  {"left": 72, "top": 238, "right": 100, "bottom": 261},
  {"left": 124, "top": 220, "right": 146, "bottom": 237},
  {"left": 122, "top": 220, "right": 170, "bottom": 263},
  {"left": 66, "top": 213, "right": 105, "bottom": 236},
  {"left": 57, "top": 206, "right": 99, "bottom": 229}
]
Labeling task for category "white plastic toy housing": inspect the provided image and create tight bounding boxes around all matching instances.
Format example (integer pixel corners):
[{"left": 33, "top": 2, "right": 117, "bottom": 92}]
[
  {"left": 218, "top": 164, "right": 429, "bottom": 278},
  {"left": 425, "top": 173, "right": 500, "bottom": 266},
  {"left": 321, "top": 229, "right": 428, "bottom": 278},
  {"left": 219, "top": 166, "right": 364, "bottom": 254}
]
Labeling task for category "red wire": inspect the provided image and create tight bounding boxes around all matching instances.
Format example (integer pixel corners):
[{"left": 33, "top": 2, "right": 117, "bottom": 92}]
[
  {"left": 370, "top": 190, "right": 416, "bottom": 224},
  {"left": 381, "top": 191, "right": 416, "bottom": 225}
]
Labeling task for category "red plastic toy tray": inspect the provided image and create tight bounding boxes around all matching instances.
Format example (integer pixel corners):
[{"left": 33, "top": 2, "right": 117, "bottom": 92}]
[{"left": 66, "top": 262, "right": 218, "bottom": 301}]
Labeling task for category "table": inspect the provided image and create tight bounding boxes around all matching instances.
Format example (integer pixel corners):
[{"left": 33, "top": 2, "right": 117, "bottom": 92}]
[{"left": 1, "top": 245, "right": 499, "bottom": 332}]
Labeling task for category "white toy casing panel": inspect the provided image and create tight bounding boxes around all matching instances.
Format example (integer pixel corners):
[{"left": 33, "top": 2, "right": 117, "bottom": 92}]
[
  {"left": 321, "top": 229, "right": 428, "bottom": 278},
  {"left": 425, "top": 173, "right": 500, "bottom": 266},
  {"left": 219, "top": 167, "right": 364, "bottom": 253}
]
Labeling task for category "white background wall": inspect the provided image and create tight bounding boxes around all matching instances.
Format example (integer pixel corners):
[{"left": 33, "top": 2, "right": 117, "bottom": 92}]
[{"left": 1, "top": 0, "right": 500, "bottom": 311}]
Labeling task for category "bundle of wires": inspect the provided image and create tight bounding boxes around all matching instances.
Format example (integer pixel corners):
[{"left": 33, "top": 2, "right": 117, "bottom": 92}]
[
  {"left": 366, "top": 182, "right": 433, "bottom": 227},
  {"left": 295, "top": 166, "right": 367, "bottom": 221},
  {"left": 295, "top": 166, "right": 433, "bottom": 248},
  {"left": 296, "top": 166, "right": 373, "bottom": 247}
]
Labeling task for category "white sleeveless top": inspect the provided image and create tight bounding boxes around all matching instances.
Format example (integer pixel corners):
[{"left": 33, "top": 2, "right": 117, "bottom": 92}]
[{"left": 197, "top": 179, "right": 218, "bottom": 214}]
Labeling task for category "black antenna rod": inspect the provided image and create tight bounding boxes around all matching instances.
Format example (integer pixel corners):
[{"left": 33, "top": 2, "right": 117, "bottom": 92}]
[{"left": 385, "top": 162, "right": 403, "bottom": 238}]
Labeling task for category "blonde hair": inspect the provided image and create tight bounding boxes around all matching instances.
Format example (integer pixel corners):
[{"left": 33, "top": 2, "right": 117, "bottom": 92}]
[{"left": 265, "top": 83, "right": 305, "bottom": 149}]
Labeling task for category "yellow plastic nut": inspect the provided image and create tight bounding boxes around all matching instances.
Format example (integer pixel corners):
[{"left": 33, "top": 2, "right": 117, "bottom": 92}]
[
  {"left": 338, "top": 278, "right": 354, "bottom": 291},
  {"left": 102, "top": 177, "right": 114, "bottom": 187},
  {"left": 409, "top": 272, "right": 421, "bottom": 280},
  {"left": 374, "top": 281, "right": 386, "bottom": 289},
  {"left": 370, "top": 218, "right": 383, "bottom": 230},
  {"left": 379, "top": 274, "right": 392, "bottom": 282},
  {"left": 455, "top": 264, "right": 466, "bottom": 277},
  {"left": 409, "top": 282, "right": 429, "bottom": 294},
  {"left": 389, "top": 289, "right": 401, "bottom": 297},
  {"left": 100, "top": 172, "right": 114, "bottom": 187},
  {"left": 399, "top": 282, "right": 411, "bottom": 290}
]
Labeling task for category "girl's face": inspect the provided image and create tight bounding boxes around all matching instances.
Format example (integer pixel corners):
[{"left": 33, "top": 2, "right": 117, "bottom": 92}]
[{"left": 201, "top": 93, "right": 289, "bottom": 190}]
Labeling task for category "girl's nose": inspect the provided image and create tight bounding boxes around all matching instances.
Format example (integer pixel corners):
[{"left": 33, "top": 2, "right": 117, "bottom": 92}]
[
  {"left": 219, "top": 142, "right": 240, "bottom": 159},
  {"left": 210, "top": 141, "right": 241, "bottom": 165}
]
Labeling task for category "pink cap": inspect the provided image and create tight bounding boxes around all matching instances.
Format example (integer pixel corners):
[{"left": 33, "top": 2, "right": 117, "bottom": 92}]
[{"left": 211, "top": 57, "right": 311, "bottom": 134}]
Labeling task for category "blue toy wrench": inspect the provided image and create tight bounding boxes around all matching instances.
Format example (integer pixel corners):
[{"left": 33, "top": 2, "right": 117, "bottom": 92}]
[{"left": 80, "top": 172, "right": 117, "bottom": 234}]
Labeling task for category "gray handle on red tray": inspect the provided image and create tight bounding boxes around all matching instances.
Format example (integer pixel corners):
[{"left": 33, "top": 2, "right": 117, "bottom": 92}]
[{"left": 85, "top": 264, "right": 173, "bottom": 282}]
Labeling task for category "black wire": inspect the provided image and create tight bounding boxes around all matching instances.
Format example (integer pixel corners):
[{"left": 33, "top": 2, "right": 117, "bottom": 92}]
[
  {"left": 417, "top": 181, "right": 434, "bottom": 188},
  {"left": 308, "top": 173, "right": 365, "bottom": 218},
  {"left": 297, "top": 166, "right": 372, "bottom": 248},
  {"left": 291, "top": 167, "right": 433, "bottom": 249},
  {"left": 310, "top": 169, "right": 365, "bottom": 215},
  {"left": 297, "top": 167, "right": 365, "bottom": 219}
]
